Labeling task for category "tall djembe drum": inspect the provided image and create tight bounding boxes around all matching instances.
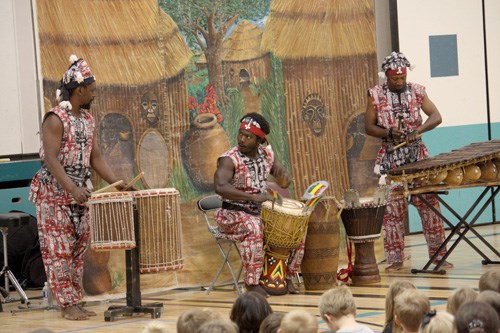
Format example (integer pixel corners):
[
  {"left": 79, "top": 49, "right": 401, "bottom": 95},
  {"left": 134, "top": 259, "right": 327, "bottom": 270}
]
[
  {"left": 259, "top": 198, "right": 311, "bottom": 295},
  {"left": 340, "top": 187, "right": 388, "bottom": 284}
]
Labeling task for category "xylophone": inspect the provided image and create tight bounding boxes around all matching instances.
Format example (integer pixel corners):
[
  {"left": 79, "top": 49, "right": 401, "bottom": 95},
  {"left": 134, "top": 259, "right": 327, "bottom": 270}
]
[
  {"left": 387, "top": 140, "right": 500, "bottom": 274},
  {"left": 387, "top": 140, "right": 500, "bottom": 196}
]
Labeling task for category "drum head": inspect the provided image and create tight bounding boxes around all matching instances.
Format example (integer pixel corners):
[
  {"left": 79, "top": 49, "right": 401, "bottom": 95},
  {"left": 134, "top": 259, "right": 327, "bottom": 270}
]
[{"left": 262, "top": 198, "right": 307, "bottom": 216}]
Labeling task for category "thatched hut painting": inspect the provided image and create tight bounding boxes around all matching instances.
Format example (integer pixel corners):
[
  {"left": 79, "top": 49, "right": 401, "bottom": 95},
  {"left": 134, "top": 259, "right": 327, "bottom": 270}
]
[
  {"left": 33, "top": 0, "right": 382, "bottom": 295},
  {"left": 222, "top": 19, "right": 271, "bottom": 89},
  {"left": 221, "top": 20, "right": 272, "bottom": 115},
  {"left": 37, "top": 0, "right": 192, "bottom": 190},
  {"left": 262, "top": 0, "right": 379, "bottom": 199}
]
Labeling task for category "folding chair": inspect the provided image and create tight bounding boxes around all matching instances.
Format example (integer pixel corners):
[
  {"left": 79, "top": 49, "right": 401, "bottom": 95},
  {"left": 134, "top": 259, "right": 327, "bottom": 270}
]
[{"left": 197, "top": 195, "right": 243, "bottom": 295}]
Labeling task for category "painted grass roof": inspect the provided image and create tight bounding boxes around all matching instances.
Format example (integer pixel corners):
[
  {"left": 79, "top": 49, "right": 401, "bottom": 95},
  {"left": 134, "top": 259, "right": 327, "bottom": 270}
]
[
  {"left": 37, "top": 0, "right": 192, "bottom": 84},
  {"left": 223, "top": 20, "right": 268, "bottom": 62},
  {"left": 261, "top": 0, "right": 375, "bottom": 59}
]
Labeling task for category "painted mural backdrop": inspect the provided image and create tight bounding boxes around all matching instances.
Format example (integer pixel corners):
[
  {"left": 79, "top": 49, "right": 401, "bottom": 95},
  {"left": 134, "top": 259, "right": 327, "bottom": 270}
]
[{"left": 36, "top": 0, "right": 378, "bottom": 297}]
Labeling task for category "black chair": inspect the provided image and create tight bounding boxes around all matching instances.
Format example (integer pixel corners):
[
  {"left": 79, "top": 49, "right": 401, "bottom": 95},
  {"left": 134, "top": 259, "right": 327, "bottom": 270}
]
[{"left": 197, "top": 195, "right": 243, "bottom": 295}]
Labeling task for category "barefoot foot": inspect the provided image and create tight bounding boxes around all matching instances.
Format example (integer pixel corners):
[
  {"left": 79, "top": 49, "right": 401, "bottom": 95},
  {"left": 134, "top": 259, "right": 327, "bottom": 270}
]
[
  {"left": 61, "top": 305, "right": 89, "bottom": 321},
  {"left": 78, "top": 304, "right": 97, "bottom": 316},
  {"left": 285, "top": 278, "right": 300, "bottom": 294},
  {"left": 385, "top": 262, "right": 404, "bottom": 272}
]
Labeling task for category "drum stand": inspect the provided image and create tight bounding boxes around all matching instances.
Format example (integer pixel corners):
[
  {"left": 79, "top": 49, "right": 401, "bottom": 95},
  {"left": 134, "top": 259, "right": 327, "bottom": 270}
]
[
  {"left": 104, "top": 207, "right": 163, "bottom": 322},
  {"left": 0, "top": 213, "right": 31, "bottom": 311}
]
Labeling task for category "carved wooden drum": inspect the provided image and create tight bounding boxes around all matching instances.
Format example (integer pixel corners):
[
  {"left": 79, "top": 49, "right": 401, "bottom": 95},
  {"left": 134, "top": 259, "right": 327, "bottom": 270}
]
[{"left": 340, "top": 191, "right": 387, "bottom": 284}]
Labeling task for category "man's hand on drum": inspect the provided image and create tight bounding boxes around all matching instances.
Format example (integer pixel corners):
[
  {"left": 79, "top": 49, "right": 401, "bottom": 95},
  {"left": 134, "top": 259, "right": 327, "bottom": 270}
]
[
  {"left": 71, "top": 186, "right": 91, "bottom": 205},
  {"left": 116, "top": 182, "right": 139, "bottom": 192},
  {"left": 253, "top": 193, "right": 272, "bottom": 204}
]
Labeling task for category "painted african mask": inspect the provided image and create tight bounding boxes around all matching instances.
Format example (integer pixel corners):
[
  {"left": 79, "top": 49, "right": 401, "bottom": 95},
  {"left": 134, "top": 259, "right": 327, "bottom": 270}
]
[
  {"left": 302, "top": 93, "right": 326, "bottom": 136},
  {"left": 141, "top": 91, "right": 160, "bottom": 127}
]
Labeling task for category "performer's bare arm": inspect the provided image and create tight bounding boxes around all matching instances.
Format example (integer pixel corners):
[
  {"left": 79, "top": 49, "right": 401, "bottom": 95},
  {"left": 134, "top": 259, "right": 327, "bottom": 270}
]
[
  {"left": 42, "top": 114, "right": 91, "bottom": 204},
  {"left": 214, "top": 156, "right": 269, "bottom": 203},
  {"left": 271, "top": 159, "right": 291, "bottom": 189}
]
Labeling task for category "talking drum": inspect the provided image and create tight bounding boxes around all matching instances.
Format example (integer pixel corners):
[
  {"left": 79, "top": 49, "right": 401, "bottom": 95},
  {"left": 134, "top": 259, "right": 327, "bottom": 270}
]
[
  {"left": 88, "top": 192, "right": 136, "bottom": 251},
  {"left": 259, "top": 198, "right": 311, "bottom": 295},
  {"left": 340, "top": 197, "right": 386, "bottom": 284},
  {"left": 133, "top": 188, "right": 184, "bottom": 273}
]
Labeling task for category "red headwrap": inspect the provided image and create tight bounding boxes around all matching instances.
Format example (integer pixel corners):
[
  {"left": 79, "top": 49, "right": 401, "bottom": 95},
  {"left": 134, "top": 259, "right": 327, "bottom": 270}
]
[
  {"left": 240, "top": 118, "right": 266, "bottom": 139},
  {"left": 386, "top": 67, "right": 407, "bottom": 76}
]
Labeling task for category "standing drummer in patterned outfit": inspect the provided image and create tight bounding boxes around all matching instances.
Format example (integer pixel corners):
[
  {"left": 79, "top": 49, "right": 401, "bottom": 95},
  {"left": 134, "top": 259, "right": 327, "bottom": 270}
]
[
  {"left": 30, "top": 55, "right": 124, "bottom": 320},
  {"left": 364, "top": 51, "right": 453, "bottom": 272},
  {"left": 214, "top": 112, "right": 302, "bottom": 297}
]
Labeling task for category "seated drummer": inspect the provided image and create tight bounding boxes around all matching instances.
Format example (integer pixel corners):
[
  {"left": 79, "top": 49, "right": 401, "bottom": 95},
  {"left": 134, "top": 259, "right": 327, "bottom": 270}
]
[
  {"left": 365, "top": 51, "right": 453, "bottom": 272},
  {"left": 214, "top": 112, "right": 302, "bottom": 296}
]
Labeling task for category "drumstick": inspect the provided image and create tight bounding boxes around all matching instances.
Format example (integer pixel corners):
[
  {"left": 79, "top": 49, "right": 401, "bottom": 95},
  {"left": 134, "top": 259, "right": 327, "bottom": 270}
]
[
  {"left": 70, "top": 180, "right": 124, "bottom": 204},
  {"left": 92, "top": 180, "right": 124, "bottom": 195},
  {"left": 387, "top": 134, "right": 422, "bottom": 154},
  {"left": 123, "top": 172, "right": 145, "bottom": 190}
]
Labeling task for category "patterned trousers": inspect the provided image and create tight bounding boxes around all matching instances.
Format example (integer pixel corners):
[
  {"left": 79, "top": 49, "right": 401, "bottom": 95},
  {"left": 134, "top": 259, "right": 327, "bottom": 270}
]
[
  {"left": 384, "top": 186, "right": 447, "bottom": 264},
  {"left": 215, "top": 208, "right": 304, "bottom": 285},
  {"left": 36, "top": 202, "right": 89, "bottom": 309}
]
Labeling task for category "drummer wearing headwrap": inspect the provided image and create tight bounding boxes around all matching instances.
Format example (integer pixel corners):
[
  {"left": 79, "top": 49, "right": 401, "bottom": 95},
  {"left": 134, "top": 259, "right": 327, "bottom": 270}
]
[
  {"left": 30, "top": 55, "right": 124, "bottom": 320},
  {"left": 365, "top": 51, "right": 452, "bottom": 272},
  {"left": 214, "top": 112, "right": 304, "bottom": 296}
]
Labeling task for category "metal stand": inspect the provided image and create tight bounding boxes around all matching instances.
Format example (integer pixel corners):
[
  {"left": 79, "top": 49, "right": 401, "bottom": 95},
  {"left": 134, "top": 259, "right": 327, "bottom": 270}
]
[
  {"left": 411, "top": 186, "right": 500, "bottom": 275},
  {"left": 104, "top": 207, "right": 163, "bottom": 322},
  {"left": 10, "top": 281, "right": 59, "bottom": 314},
  {"left": 0, "top": 213, "right": 31, "bottom": 311}
]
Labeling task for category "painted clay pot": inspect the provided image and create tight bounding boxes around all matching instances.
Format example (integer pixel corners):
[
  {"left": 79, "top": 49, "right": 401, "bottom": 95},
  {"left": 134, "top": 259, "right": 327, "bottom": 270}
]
[
  {"left": 462, "top": 164, "right": 481, "bottom": 182},
  {"left": 181, "top": 113, "right": 230, "bottom": 191},
  {"left": 443, "top": 168, "right": 463, "bottom": 186},
  {"left": 478, "top": 160, "right": 497, "bottom": 182}
]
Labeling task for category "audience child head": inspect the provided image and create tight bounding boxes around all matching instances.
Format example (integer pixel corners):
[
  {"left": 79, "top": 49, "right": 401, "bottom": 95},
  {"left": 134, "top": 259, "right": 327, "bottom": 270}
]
[
  {"left": 418, "top": 310, "right": 454, "bottom": 333},
  {"left": 385, "top": 280, "right": 417, "bottom": 333},
  {"left": 277, "top": 310, "right": 318, "bottom": 333},
  {"left": 177, "top": 308, "right": 222, "bottom": 333},
  {"left": 479, "top": 270, "right": 500, "bottom": 293},
  {"left": 230, "top": 291, "right": 273, "bottom": 333},
  {"left": 318, "top": 285, "right": 374, "bottom": 332},
  {"left": 196, "top": 319, "right": 239, "bottom": 333},
  {"left": 454, "top": 302, "right": 500, "bottom": 333},
  {"left": 476, "top": 290, "right": 500, "bottom": 319},
  {"left": 394, "top": 289, "right": 430, "bottom": 333},
  {"left": 447, "top": 287, "right": 478, "bottom": 315},
  {"left": 260, "top": 312, "right": 285, "bottom": 333},
  {"left": 140, "top": 321, "right": 169, "bottom": 333}
]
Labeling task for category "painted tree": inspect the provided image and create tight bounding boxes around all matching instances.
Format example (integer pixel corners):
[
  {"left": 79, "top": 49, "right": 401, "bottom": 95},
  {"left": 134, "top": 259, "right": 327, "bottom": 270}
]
[{"left": 159, "top": 0, "right": 269, "bottom": 103}]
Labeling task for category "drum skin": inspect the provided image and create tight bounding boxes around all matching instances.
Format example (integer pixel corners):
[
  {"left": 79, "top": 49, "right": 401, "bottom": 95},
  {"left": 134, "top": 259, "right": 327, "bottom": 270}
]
[
  {"left": 300, "top": 198, "right": 339, "bottom": 291},
  {"left": 462, "top": 164, "right": 481, "bottom": 182},
  {"left": 443, "top": 168, "right": 463, "bottom": 186},
  {"left": 479, "top": 160, "right": 497, "bottom": 181}
]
